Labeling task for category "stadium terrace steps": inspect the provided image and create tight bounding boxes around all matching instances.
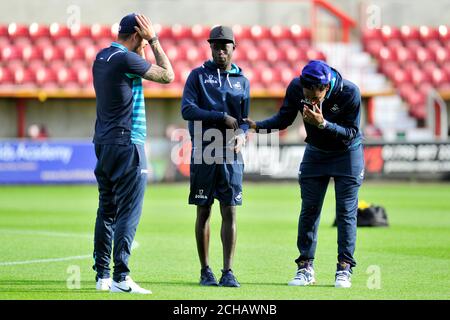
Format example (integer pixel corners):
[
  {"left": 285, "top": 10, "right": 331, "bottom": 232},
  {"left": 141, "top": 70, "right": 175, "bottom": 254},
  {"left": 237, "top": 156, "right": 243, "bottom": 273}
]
[
  {"left": 0, "top": 23, "right": 322, "bottom": 92},
  {"left": 362, "top": 25, "right": 450, "bottom": 121}
]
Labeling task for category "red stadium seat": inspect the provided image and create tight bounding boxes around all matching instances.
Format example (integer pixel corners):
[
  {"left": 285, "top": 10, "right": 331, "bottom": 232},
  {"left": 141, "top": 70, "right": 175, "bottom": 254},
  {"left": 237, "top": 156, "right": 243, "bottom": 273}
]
[
  {"left": 21, "top": 45, "right": 42, "bottom": 62},
  {"left": 64, "top": 46, "right": 84, "bottom": 62},
  {"left": 438, "top": 25, "right": 450, "bottom": 42},
  {"left": 429, "top": 69, "right": 448, "bottom": 87},
  {"left": 418, "top": 82, "right": 434, "bottom": 96},
  {"left": 290, "top": 25, "right": 311, "bottom": 41},
  {"left": 402, "top": 61, "right": 420, "bottom": 74},
  {"left": 277, "top": 39, "right": 295, "bottom": 50},
  {"left": 153, "top": 24, "right": 172, "bottom": 39},
  {"left": 56, "top": 67, "right": 78, "bottom": 87},
  {"left": 392, "top": 68, "right": 411, "bottom": 86},
  {"left": 265, "top": 47, "right": 286, "bottom": 63},
  {"left": 91, "top": 24, "right": 112, "bottom": 40},
  {"left": 260, "top": 67, "right": 281, "bottom": 85},
  {"left": 279, "top": 66, "right": 296, "bottom": 86},
  {"left": 362, "top": 28, "right": 382, "bottom": 43},
  {"left": 425, "top": 40, "right": 443, "bottom": 55},
  {"left": 395, "top": 46, "right": 414, "bottom": 63},
  {"left": 14, "top": 68, "right": 35, "bottom": 86},
  {"left": 231, "top": 48, "right": 244, "bottom": 62},
  {"left": 110, "top": 23, "right": 119, "bottom": 38},
  {"left": 176, "top": 38, "right": 196, "bottom": 49},
  {"left": 49, "top": 23, "right": 71, "bottom": 39},
  {"left": 0, "top": 24, "right": 8, "bottom": 37},
  {"left": 285, "top": 46, "right": 303, "bottom": 62},
  {"left": 53, "top": 36, "right": 74, "bottom": 48},
  {"left": 379, "top": 61, "right": 397, "bottom": 78},
  {"left": 400, "top": 26, "right": 420, "bottom": 42},
  {"left": 419, "top": 26, "right": 439, "bottom": 42},
  {"left": 236, "top": 39, "right": 255, "bottom": 52},
  {"left": 243, "top": 68, "right": 261, "bottom": 85},
  {"left": 172, "top": 62, "right": 189, "bottom": 83},
  {"left": 78, "top": 37, "right": 96, "bottom": 48},
  {"left": 171, "top": 24, "right": 192, "bottom": 41},
  {"left": 380, "top": 26, "right": 400, "bottom": 42},
  {"left": 270, "top": 25, "right": 291, "bottom": 40},
  {"left": 386, "top": 38, "right": 403, "bottom": 51},
  {"left": 29, "top": 23, "right": 50, "bottom": 40},
  {"left": 70, "top": 25, "right": 91, "bottom": 39},
  {"left": 42, "top": 45, "right": 64, "bottom": 62},
  {"left": 365, "top": 39, "right": 383, "bottom": 56},
  {"left": 404, "top": 39, "right": 422, "bottom": 52},
  {"left": 9, "top": 37, "right": 30, "bottom": 49},
  {"left": 250, "top": 25, "right": 270, "bottom": 41},
  {"left": 191, "top": 24, "right": 210, "bottom": 40},
  {"left": 0, "top": 36, "right": 9, "bottom": 47},
  {"left": 0, "top": 66, "right": 14, "bottom": 84},
  {"left": 397, "top": 83, "right": 415, "bottom": 100},
  {"left": 434, "top": 46, "right": 448, "bottom": 65},
  {"left": 34, "top": 37, "right": 52, "bottom": 48},
  {"left": 442, "top": 62, "right": 450, "bottom": 79},
  {"left": 96, "top": 38, "right": 111, "bottom": 50},
  {"left": 306, "top": 49, "right": 326, "bottom": 61},
  {"left": 35, "top": 67, "right": 57, "bottom": 86},
  {"left": 8, "top": 23, "right": 29, "bottom": 38},
  {"left": 71, "top": 59, "right": 88, "bottom": 70},
  {"left": 184, "top": 46, "right": 201, "bottom": 63},
  {"left": 245, "top": 47, "right": 264, "bottom": 62},
  {"left": 1, "top": 45, "right": 22, "bottom": 61},
  {"left": 410, "top": 68, "right": 431, "bottom": 86},
  {"left": 415, "top": 47, "right": 434, "bottom": 63},
  {"left": 83, "top": 45, "right": 98, "bottom": 62},
  {"left": 422, "top": 61, "right": 438, "bottom": 75},
  {"left": 76, "top": 67, "right": 93, "bottom": 87},
  {"left": 166, "top": 45, "right": 186, "bottom": 61},
  {"left": 232, "top": 25, "right": 252, "bottom": 41},
  {"left": 27, "top": 60, "right": 46, "bottom": 72}
]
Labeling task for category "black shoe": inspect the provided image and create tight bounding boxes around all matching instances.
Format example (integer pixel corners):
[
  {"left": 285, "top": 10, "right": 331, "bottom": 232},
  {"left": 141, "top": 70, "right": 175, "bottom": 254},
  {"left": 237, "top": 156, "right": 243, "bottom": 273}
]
[
  {"left": 200, "top": 266, "right": 218, "bottom": 286},
  {"left": 219, "top": 269, "right": 240, "bottom": 287}
]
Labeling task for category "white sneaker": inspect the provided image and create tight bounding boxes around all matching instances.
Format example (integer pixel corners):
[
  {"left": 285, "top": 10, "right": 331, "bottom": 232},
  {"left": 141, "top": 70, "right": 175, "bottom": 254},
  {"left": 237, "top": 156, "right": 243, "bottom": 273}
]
[
  {"left": 335, "top": 270, "right": 352, "bottom": 288},
  {"left": 110, "top": 276, "right": 152, "bottom": 294},
  {"left": 96, "top": 277, "right": 112, "bottom": 291},
  {"left": 288, "top": 266, "right": 316, "bottom": 286}
]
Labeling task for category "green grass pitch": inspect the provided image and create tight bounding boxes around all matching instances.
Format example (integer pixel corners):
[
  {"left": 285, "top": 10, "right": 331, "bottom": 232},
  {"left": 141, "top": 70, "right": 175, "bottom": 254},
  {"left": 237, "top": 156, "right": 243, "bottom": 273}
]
[{"left": 0, "top": 182, "right": 449, "bottom": 300}]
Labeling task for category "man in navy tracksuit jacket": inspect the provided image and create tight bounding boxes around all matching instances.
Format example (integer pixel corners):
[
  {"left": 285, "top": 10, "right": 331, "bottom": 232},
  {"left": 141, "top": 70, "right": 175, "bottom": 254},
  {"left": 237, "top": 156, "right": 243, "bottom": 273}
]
[
  {"left": 246, "top": 60, "right": 364, "bottom": 288},
  {"left": 181, "top": 26, "right": 250, "bottom": 287}
]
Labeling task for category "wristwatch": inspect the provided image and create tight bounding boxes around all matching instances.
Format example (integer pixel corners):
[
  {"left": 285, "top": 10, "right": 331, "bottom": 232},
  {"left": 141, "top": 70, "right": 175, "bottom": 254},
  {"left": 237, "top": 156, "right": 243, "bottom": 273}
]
[{"left": 318, "top": 119, "right": 327, "bottom": 129}]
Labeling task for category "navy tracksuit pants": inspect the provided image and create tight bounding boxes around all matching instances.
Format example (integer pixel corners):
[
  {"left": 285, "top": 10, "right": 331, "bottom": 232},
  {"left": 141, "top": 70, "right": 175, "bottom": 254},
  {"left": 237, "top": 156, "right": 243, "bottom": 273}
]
[
  {"left": 295, "top": 143, "right": 364, "bottom": 268},
  {"left": 93, "top": 143, "right": 147, "bottom": 282}
]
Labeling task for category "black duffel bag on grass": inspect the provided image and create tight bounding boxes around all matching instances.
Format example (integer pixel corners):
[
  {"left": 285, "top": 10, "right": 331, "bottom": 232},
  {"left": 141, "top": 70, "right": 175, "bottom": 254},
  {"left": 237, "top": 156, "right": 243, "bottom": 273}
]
[{"left": 333, "top": 201, "right": 389, "bottom": 227}]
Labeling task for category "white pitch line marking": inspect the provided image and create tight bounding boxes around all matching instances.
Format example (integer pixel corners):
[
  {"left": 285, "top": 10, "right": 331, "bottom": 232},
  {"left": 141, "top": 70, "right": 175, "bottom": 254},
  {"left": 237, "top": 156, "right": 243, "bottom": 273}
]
[
  {"left": 0, "top": 229, "right": 139, "bottom": 266},
  {"left": 0, "top": 255, "right": 92, "bottom": 266}
]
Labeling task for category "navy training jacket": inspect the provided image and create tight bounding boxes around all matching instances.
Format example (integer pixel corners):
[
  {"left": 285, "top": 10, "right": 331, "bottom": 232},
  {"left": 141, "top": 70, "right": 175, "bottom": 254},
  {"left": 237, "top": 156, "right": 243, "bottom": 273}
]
[
  {"left": 256, "top": 69, "right": 362, "bottom": 152},
  {"left": 181, "top": 60, "right": 250, "bottom": 147}
]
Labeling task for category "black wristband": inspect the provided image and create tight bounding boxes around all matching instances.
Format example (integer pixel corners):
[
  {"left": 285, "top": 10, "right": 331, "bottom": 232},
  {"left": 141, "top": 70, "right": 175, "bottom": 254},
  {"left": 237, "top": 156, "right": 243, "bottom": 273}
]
[{"left": 149, "top": 35, "right": 159, "bottom": 44}]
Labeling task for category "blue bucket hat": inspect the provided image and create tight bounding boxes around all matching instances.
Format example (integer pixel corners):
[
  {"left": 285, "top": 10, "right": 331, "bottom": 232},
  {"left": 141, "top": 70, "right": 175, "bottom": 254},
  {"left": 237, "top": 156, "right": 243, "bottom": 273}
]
[
  {"left": 118, "top": 13, "right": 138, "bottom": 34},
  {"left": 300, "top": 60, "right": 332, "bottom": 85}
]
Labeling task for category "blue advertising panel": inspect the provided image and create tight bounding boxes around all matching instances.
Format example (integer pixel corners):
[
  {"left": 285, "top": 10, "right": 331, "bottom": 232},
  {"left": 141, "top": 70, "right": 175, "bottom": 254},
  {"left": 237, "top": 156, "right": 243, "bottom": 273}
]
[{"left": 0, "top": 140, "right": 97, "bottom": 184}]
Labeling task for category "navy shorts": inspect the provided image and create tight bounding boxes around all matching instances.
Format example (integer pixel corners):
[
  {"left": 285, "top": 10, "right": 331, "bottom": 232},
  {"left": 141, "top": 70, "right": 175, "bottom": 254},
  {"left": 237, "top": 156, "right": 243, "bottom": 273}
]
[{"left": 189, "top": 160, "right": 244, "bottom": 206}]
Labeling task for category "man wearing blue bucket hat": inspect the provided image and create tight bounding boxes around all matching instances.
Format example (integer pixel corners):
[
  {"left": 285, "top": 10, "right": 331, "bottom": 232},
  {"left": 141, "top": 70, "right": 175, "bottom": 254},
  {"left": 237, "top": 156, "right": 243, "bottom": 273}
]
[{"left": 245, "top": 60, "right": 364, "bottom": 288}]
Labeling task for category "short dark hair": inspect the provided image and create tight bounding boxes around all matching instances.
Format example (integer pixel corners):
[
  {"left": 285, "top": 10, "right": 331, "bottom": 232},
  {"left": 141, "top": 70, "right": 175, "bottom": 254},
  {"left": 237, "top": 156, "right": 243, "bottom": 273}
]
[
  {"left": 118, "top": 32, "right": 135, "bottom": 41},
  {"left": 300, "top": 76, "right": 329, "bottom": 91}
]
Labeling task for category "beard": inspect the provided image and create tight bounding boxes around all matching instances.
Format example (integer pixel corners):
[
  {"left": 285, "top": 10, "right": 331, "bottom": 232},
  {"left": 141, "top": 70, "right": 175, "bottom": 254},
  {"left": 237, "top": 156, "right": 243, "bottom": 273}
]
[{"left": 132, "top": 43, "right": 142, "bottom": 53}]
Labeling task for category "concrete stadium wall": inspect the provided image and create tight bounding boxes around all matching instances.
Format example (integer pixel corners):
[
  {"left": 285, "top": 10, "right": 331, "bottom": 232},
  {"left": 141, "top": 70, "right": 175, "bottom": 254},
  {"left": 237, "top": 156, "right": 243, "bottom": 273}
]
[{"left": 0, "top": 0, "right": 448, "bottom": 27}]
